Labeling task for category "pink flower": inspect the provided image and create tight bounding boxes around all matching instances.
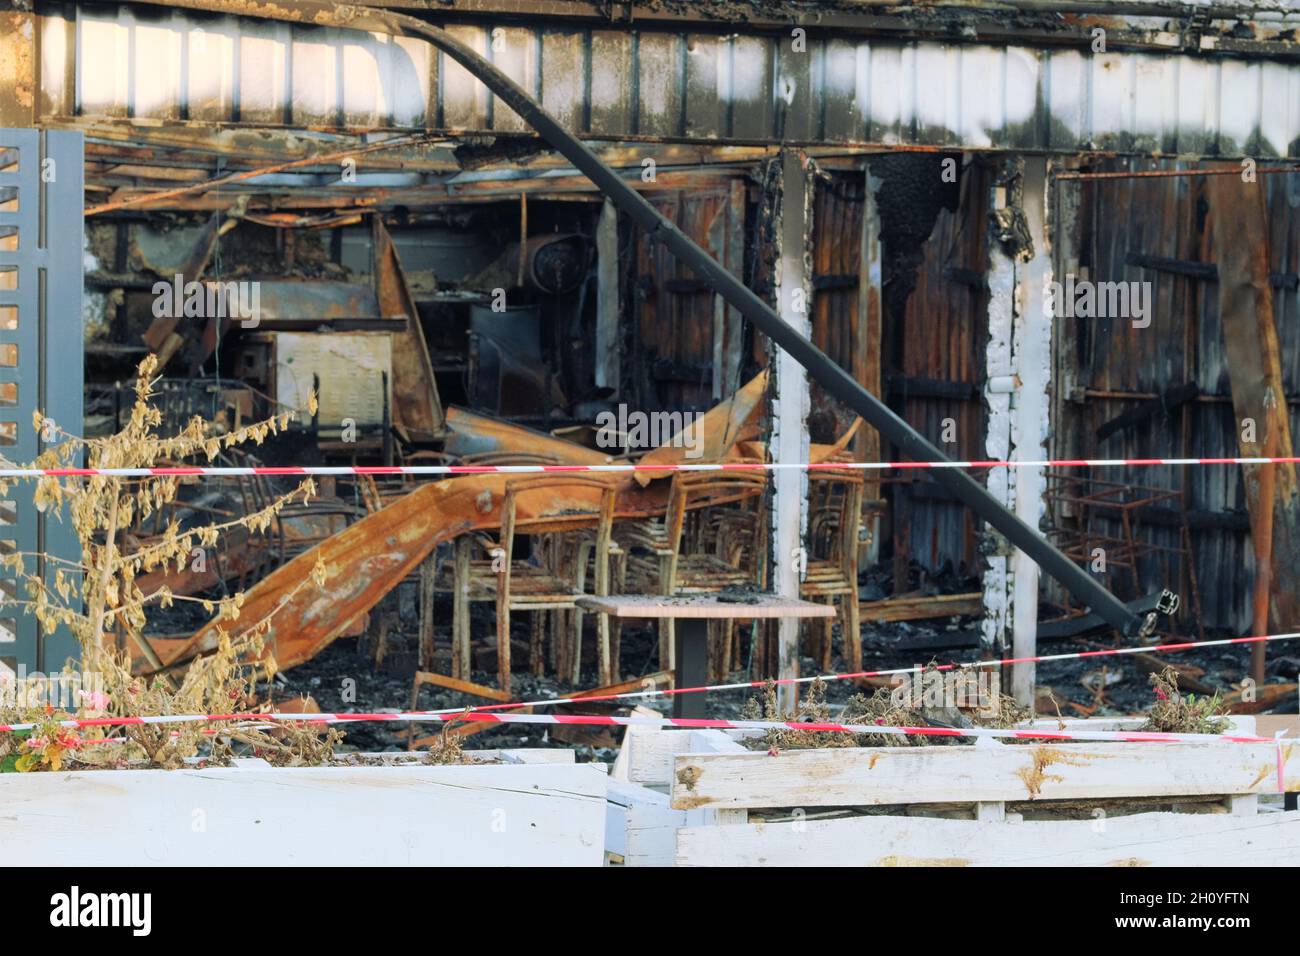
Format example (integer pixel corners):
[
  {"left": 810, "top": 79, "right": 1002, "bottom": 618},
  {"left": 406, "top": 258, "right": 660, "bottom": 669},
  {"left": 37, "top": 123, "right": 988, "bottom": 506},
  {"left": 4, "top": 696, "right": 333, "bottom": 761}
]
[
  {"left": 1155, "top": 687, "right": 1168, "bottom": 701},
  {"left": 79, "top": 690, "right": 110, "bottom": 710},
  {"left": 24, "top": 735, "right": 48, "bottom": 750}
]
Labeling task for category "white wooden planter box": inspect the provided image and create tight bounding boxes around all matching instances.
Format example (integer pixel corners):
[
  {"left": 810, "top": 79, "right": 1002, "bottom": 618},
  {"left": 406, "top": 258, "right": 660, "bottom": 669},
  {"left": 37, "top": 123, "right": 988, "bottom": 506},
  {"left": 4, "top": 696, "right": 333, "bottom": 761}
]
[
  {"left": 607, "top": 717, "right": 1300, "bottom": 867},
  {"left": 0, "top": 750, "right": 608, "bottom": 866}
]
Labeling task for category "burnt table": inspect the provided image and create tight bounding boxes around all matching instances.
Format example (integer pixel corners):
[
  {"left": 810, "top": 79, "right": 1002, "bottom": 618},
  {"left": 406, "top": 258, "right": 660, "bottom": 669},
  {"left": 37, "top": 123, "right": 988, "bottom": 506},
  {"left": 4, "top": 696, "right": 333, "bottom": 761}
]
[{"left": 576, "top": 593, "right": 835, "bottom": 718}]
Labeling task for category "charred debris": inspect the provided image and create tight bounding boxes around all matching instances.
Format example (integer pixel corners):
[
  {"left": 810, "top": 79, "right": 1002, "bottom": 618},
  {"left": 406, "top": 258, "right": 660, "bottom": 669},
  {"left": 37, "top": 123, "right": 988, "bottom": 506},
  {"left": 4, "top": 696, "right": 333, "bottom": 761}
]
[{"left": 11, "top": 0, "right": 1300, "bottom": 742}]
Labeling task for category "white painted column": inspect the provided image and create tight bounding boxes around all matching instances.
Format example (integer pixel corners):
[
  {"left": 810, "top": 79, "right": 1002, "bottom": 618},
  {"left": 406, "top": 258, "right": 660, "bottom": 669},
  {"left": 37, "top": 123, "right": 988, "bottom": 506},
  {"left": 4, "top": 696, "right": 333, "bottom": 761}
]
[
  {"left": 771, "top": 150, "right": 812, "bottom": 714},
  {"left": 981, "top": 158, "right": 1053, "bottom": 708},
  {"left": 982, "top": 226, "right": 1016, "bottom": 662},
  {"left": 1009, "top": 158, "right": 1053, "bottom": 706}
]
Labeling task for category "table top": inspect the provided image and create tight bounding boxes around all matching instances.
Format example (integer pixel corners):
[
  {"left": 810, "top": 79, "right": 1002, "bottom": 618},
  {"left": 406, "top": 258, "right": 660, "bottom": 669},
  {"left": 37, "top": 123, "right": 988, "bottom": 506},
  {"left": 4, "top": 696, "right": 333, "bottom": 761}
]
[{"left": 576, "top": 593, "right": 836, "bottom": 619}]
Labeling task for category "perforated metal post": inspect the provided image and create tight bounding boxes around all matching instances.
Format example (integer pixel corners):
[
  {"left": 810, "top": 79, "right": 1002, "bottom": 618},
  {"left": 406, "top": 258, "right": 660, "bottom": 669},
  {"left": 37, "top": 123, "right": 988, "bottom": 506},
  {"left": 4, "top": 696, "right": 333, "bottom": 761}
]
[{"left": 0, "top": 129, "right": 84, "bottom": 674}]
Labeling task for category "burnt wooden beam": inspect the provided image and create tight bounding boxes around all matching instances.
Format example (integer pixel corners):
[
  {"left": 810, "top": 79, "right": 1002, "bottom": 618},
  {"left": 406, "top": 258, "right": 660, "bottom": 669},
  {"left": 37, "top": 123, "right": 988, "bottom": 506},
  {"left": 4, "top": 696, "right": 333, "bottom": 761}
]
[
  {"left": 812, "top": 274, "right": 860, "bottom": 291},
  {"left": 859, "top": 591, "right": 983, "bottom": 623},
  {"left": 942, "top": 265, "right": 989, "bottom": 290},
  {"left": 1096, "top": 381, "right": 1199, "bottom": 442},
  {"left": 892, "top": 591, "right": 1172, "bottom": 653},
  {"left": 1126, "top": 252, "right": 1299, "bottom": 290},
  {"left": 886, "top": 373, "right": 979, "bottom": 402}
]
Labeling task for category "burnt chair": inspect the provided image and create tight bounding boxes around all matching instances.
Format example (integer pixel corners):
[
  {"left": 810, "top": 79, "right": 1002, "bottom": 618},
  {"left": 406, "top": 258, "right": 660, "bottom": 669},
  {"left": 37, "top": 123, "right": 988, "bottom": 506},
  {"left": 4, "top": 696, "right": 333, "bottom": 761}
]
[
  {"left": 800, "top": 467, "right": 866, "bottom": 672},
  {"left": 434, "top": 451, "right": 568, "bottom": 681},
  {"left": 658, "top": 469, "right": 769, "bottom": 679},
  {"left": 490, "top": 475, "right": 619, "bottom": 694}
]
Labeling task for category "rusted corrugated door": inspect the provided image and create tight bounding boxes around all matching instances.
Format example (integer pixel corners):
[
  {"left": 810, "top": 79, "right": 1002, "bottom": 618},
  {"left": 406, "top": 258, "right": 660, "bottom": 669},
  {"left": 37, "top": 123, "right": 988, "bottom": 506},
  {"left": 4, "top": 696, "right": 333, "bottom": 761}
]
[
  {"left": 888, "top": 162, "right": 991, "bottom": 579},
  {"left": 809, "top": 175, "right": 867, "bottom": 444},
  {"left": 634, "top": 182, "right": 746, "bottom": 412},
  {"left": 1054, "top": 159, "right": 1300, "bottom": 631}
]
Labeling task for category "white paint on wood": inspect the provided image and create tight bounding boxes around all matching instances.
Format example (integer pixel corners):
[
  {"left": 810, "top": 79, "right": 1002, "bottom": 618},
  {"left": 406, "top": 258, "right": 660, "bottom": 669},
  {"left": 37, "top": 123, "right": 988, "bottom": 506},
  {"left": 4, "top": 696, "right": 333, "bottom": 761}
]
[
  {"left": 676, "top": 809, "right": 1300, "bottom": 866},
  {"left": 1010, "top": 158, "right": 1053, "bottom": 705},
  {"left": 671, "top": 742, "right": 1298, "bottom": 810},
  {"left": 771, "top": 150, "right": 813, "bottom": 713},
  {"left": 611, "top": 704, "right": 661, "bottom": 782},
  {"left": 1022, "top": 716, "right": 1257, "bottom": 735},
  {"left": 606, "top": 778, "right": 680, "bottom": 866},
  {"left": 627, "top": 727, "right": 749, "bottom": 786},
  {"left": 982, "top": 176, "right": 1016, "bottom": 657},
  {"left": 0, "top": 763, "right": 607, "bottom": 866}
]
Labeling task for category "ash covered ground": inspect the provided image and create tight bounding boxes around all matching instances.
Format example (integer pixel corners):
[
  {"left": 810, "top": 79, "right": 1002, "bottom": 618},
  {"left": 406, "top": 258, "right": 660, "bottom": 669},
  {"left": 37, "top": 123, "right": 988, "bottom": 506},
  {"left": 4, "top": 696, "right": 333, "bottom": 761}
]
[{"left": 267, "top": 613, "right": 1298, "bottom": 759}]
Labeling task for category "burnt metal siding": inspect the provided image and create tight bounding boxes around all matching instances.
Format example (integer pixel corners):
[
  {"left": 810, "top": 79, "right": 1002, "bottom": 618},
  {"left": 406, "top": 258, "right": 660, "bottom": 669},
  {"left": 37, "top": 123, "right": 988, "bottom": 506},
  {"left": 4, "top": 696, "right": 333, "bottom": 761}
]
[
  {"left": 0, "top": 129, "right": 84, "bottom": 673},
  {"left": 633, "top": 185, "right": 745, "bottom": 413},
  {"left": 888, "top": 162, "right": 991, "bottom": 578},
  {"left": 809, "top": 173, "right": 865, "bottom": 445},
  {"left": 38, "top": 3, "right": 1300, "bottom": 156},
  {"left": 1052, "top": 158, "right": 1300, "bottom": 631}
]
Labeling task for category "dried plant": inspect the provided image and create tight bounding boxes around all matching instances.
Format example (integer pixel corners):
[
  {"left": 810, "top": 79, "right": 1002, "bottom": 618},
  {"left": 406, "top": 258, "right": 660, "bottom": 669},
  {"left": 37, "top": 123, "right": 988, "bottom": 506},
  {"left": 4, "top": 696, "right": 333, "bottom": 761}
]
[
  {"left": 741, "top": 669, "right": 1032, "bottom": 754},
  {"left": 740, "top": 678, "right": 927, "bottom": 751},
  {"left": 0, "top": 355, "right": 341, "bottom": 771},
  {"left": 1142, "top": 666, "right": 1229, "bottom": 735}
]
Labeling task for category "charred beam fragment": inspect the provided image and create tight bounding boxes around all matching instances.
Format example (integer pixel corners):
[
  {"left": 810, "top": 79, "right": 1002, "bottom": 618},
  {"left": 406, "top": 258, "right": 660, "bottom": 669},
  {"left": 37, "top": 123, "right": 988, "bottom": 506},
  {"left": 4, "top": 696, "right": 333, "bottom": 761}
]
[
  {"left": 1095, "top": 381, "right": 1199, "bottom": 443},
  {"left": 1126, "top": 252, "right": 1299, "bottom": 290}
]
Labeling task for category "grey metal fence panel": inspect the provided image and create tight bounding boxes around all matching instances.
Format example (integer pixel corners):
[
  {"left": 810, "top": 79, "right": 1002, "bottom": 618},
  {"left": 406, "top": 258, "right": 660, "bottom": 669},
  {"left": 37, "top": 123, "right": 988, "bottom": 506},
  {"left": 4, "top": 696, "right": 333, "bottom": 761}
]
[{"left": 0, "top": 129, "right": 85, "bottom": 674}]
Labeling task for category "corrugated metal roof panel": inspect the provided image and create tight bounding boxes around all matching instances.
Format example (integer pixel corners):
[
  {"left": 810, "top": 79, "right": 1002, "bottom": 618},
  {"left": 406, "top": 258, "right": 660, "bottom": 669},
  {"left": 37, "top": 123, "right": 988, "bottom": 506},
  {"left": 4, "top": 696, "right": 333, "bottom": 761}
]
[{"left": 41, "top": 4, "right": 1300, "bottom": 155}]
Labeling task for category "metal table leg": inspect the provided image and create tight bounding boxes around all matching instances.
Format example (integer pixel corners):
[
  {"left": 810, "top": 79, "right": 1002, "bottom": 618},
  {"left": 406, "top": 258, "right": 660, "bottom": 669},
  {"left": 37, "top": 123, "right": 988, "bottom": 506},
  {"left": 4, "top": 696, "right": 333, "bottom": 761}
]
[{"left": 672, "top": 618, "right": 709, "bottom": 719}]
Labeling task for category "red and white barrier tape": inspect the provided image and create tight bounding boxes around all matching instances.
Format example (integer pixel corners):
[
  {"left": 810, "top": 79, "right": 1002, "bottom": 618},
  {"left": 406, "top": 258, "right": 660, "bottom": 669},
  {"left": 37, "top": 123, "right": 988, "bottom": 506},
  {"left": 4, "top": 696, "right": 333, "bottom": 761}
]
[
  {"left": 448, "top": 631, "right": 1300, "bottom": 717},
  {"left": 6, "top": 456, "right": 1300, "bottom": 480},
  {"left": 5, "top": 631, "right": 1294, "bottom": 732},
  {"left": 0, "top": 709, "right": 1284, "bottom": 746}
]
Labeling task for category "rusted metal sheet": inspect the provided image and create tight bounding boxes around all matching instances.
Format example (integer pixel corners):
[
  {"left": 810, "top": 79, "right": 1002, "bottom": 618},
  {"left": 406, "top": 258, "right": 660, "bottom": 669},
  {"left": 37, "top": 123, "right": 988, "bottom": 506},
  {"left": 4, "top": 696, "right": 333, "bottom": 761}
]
[
  {"left": 153, "top": 373, "right": 769, "bottom": 674},
  {"left": 42, "top": 3, "right": 1300, "bottom": 156},
  {"left": 0, "top": 9, "right": 36, "bottom": 127},
  {"left": 1053, "top": 157, "right": 1300, "bottom": 631},
  {"left": 373, "top": 217, "right": 444, "bottom": 438},
  {"left": 1208, "top": 171, "right": 1300, "bottom": 679},
  {"left": 809, "top": 173, "right": 867, "bottom": 445},
  {"left": 634, "top": 185, "right": 746, "bottom": 411},
  {"left": 890, "top": 160, "right": 991, "bottom": 577}
]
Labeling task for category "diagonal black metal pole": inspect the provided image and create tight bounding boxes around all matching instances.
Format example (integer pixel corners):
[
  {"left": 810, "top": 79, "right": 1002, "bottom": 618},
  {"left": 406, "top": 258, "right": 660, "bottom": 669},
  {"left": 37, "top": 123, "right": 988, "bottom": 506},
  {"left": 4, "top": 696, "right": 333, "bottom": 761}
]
[{"left": 121, "top": 0, "right": 1145, "bottom": 638}]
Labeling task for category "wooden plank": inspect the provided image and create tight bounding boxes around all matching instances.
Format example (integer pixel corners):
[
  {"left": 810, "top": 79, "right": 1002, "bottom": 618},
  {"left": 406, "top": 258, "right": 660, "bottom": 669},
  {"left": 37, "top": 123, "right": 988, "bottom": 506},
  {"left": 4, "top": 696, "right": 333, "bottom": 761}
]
[
  {"left": 349, "top": 749, "right": 575, "bottom": 765},
  {"left": 607, "top": 767, "right": 748, "bottom": 865},
  {"left": 0, "top": 763, "right": 607, "bottom": 866},
  {"left": 577, "top": 593, "right": 836, "bottom": 619},
  {"left": 859, "top": 592, "right": 982, "bottom": 623},
  {"left": 670, "top": 742, "right": 1299, "bottom": 810},
  {"left": 675, "top": 809, "right": 1300, "bottom": 867},
  {"left": 1022, "top": 716, "right": 1256, "bottom": 736},
  {"left": 628, "top": 728, "right": 749, "bottom": 786},
  {"left": 413, "top": 669, "right": 512, "bottom": 703}
]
